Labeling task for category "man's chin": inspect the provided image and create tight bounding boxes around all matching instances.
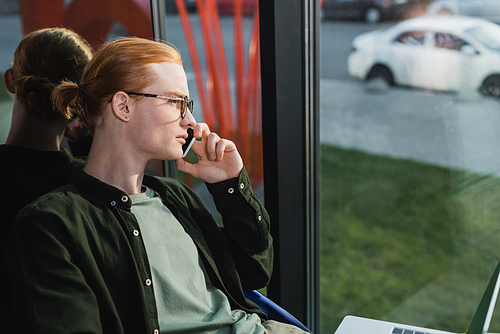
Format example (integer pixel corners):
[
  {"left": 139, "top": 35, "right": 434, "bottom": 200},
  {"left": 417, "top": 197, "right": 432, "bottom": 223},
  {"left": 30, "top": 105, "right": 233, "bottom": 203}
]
[{"left": 159, "top": 149, "right": 184, "bottom": 162}]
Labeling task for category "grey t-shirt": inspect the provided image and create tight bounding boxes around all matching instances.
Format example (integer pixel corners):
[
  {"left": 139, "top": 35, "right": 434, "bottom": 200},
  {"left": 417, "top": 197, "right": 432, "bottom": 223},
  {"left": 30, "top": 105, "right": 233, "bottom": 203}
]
[{"left": 130, "top": 186, "right": 264, "bottom": 334}]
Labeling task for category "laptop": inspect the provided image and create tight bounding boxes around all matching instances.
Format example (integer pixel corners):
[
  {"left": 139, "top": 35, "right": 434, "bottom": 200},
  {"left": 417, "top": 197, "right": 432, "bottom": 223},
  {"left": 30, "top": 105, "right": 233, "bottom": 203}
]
[{"left": 334, "top": 259, "right": 500, "bottom": 334}]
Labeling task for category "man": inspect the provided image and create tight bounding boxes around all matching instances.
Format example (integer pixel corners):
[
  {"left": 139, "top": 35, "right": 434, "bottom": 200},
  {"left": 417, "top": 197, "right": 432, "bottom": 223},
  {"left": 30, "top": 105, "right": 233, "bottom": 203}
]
[{"left": 7, "top": 37, "right": 307, "bottom": 333}]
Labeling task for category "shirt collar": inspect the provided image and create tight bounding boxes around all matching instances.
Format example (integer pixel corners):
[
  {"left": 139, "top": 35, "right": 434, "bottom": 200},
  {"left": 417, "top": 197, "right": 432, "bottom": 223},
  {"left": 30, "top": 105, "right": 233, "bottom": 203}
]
[{"left": 70, "top": 165, "right": 133, "bottom": 210}]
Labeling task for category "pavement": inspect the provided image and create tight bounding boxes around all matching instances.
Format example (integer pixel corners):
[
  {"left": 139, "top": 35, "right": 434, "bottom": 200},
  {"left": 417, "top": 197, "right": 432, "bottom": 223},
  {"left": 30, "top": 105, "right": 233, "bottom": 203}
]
[{"left": 321, "top": 78, "right": 500, "bottom": 176}]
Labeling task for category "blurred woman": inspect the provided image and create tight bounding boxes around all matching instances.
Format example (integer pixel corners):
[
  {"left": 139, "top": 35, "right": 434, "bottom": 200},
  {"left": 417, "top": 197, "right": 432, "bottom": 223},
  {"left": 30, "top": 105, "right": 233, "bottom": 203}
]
[{"left": 0, "top": 27, "right": 93, "bottom": 332}]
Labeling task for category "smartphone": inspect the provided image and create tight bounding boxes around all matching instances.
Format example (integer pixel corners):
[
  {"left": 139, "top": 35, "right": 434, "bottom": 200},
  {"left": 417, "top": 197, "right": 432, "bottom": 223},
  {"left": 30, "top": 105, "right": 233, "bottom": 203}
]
[{"left": 182, "top": 127, "right": 196, "bottom": 158}]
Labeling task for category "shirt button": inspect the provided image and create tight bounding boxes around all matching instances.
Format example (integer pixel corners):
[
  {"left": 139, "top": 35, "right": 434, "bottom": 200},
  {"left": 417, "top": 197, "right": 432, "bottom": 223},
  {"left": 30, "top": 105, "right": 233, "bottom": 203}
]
[
  {"left": 258, "top": 215, "right": 262, "bottom": 221},
  {"left": 154, "top": 330, "right": 159, "bottom": 334},
  {"left": 228, "top": 187, "right": 234, "bottom": 194},
  {"left": 133, "top": 230, "right": 140, "bottom": 236},
  {"left": 121, "top": 196, "right": 129, "bottom": 202},
  {"left": 145, "top": 278, "right": 152, "bottom": 286},
  {"left": 240, "top": 183, "right": 245, "bottom": 189},
  {"left": 110, "top": 201, "right": 117, "bottom": 207}
]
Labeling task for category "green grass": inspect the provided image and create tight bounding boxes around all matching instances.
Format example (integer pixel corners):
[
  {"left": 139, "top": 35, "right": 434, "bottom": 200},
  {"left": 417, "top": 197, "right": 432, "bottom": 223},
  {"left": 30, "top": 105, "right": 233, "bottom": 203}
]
[{"left": 320, "top": 144, "right": 500, "bottom": 334}]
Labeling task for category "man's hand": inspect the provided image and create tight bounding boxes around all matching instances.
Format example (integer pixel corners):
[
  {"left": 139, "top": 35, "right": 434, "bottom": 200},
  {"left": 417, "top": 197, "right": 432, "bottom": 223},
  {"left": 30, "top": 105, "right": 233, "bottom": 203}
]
[{"left": 175, "top": 123, "right": 243, "bottom": 183}]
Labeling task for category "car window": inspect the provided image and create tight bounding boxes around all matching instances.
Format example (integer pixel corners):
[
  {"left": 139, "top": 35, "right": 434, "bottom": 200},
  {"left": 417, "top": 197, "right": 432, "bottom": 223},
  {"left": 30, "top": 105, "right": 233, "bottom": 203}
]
[
  {"left": 434, "top": 32, "right": 469, "bottom": 51},
  {"left": 395, "top": 31, "right": 426, "bottom": 45}
]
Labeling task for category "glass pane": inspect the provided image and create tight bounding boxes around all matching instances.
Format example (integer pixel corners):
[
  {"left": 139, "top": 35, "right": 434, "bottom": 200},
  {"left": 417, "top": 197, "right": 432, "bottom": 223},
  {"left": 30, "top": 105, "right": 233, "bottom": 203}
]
[
  {"left": 0, "top": 0, "right": 155, "bottom": 170},
  {"left": 0, "top": 1, "right": 21, "bottom": 143},
  {"left": 164, "top": 0, "right": 264, "bottom": 217},
  {"left": 1, "top": 0, "right": 263, "bottom": 214},
  {"left": 320, "top": 1, "right": 500, "bottom": 333}
]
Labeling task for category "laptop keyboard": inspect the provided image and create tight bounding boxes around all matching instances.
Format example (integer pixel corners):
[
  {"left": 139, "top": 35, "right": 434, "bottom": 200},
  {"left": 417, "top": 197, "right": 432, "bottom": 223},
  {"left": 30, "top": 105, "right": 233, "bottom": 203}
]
[{"left": 392, "top": 327, "right": 431, "bottom": 334}]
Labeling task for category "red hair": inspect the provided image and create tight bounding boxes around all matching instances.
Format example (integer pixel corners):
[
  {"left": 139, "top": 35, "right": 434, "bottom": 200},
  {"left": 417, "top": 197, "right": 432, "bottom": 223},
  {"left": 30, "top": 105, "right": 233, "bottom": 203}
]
[{"left": 52, "top": 37, "right": 183, "bottom": 130}]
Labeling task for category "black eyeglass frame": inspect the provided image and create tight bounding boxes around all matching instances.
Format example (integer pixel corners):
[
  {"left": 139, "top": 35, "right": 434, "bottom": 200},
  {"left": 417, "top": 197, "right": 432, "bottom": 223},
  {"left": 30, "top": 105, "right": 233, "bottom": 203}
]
[{"left": 125, "top": 92, "right": 193, "bottom": 119}]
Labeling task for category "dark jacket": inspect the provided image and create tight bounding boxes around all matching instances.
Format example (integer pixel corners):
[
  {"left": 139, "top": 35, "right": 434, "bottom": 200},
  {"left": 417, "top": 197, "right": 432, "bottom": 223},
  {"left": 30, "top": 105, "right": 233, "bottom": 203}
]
[
  {"left": 7, "top": 166, "right": 273, "bottom": 334},
  {"left": 0, "top": 145, "right": 86, "bottom": 333}
]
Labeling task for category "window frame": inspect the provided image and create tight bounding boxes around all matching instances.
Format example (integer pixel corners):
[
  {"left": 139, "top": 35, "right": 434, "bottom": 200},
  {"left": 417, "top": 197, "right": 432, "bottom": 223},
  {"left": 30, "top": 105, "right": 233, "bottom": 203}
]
[
  {"left": 259, "top": 0, "right": 320, "bottom": 331},
  {"left": 149, "top": 0, "right": 321, "bottom": 331}
]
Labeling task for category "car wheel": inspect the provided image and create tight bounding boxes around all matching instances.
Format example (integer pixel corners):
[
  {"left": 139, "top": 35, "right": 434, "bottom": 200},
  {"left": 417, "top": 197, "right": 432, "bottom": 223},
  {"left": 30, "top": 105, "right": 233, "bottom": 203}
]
[
  {"left": 365, "top": 7, "right": 382, "bottom": 24},
  {"left": 366, "top": 65, "right": 394, "bottom": 86},
  {"left": 480, "top": 75, "right": 500, "bottom": 98}
]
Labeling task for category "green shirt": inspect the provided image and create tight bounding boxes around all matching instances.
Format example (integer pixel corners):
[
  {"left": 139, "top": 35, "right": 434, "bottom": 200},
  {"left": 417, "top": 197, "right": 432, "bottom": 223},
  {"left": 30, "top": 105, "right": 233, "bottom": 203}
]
[
  {"left": 130, "top": 187, "right": 264, "bottom": 334},
  {"left": 7, "top": 166, "right": 273, "bottom": 334}
]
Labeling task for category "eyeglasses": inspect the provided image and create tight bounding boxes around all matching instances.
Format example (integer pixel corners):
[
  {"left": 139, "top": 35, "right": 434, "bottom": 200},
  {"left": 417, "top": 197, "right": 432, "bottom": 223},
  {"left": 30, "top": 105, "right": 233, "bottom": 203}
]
[{"left": 126, "top": 92, "right": 193, "bottom": 119}]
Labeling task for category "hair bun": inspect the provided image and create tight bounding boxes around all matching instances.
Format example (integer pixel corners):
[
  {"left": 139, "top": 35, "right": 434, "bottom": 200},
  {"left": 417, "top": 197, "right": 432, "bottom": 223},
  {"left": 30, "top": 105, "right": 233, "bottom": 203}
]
[
  {"left": 14, "top": 75, "right": 57, "bottom": 118},
  {"left": 15, "top": 74, "right": 53, "bottom": 92}
]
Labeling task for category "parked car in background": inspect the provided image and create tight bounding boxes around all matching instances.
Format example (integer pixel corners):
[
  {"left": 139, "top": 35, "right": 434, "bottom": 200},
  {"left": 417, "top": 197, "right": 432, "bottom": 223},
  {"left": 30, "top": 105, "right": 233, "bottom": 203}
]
[
  {"left": 216, "top": 0, "right": 257, "bottom": 15},
  {"left": 347, "top": 15, "right": 500, "bottom": 96},
  {"left": 427, "top": 0, "right": 500, "bottom": 24},
  {"left": 322, "top": 0, "right": 429, "bottom": 24},
  {"left": 165, "top": 0, "right": 197, "bottom": 13}
]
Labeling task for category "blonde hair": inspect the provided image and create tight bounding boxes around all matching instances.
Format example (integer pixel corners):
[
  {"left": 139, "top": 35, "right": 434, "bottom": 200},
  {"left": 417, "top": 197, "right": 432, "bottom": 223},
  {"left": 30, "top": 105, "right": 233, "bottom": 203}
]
[
  {"left": 11, "top": 28, "right": 93, "bottom": 119},
  {"left": 52, "top": 37, "right": 183, "bottom": 131}
]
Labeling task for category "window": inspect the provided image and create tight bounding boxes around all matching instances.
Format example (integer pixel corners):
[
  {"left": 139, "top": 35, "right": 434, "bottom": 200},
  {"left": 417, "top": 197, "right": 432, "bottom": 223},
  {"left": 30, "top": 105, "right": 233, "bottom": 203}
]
[
  {"left": 434, "top": 32, "right": 468, "bottom": 51},
  {"left": 0, "top": 0, "right": 155, "bottom": 170},
  {"left": 396, "top": 31, "right": 425, "bottom": 45},
  {"left": 321, "top": 6, "right": 500, "bottom": 334},
  {"left": 1, "top": 0, "right": 263, "bottom": 187},
  {"left": 161, "top": 0, "right": 264, "bottom": 216}
]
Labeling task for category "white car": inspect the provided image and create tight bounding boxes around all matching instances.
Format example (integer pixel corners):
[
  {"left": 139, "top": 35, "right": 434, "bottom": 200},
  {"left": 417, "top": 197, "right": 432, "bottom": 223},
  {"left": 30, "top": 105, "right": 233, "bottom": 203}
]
[
  {"left": 347, "top": 15, "right": 500, "bottom": 96},
  {"left": 427, "top": 0, "right": 500, "bottom": 24}
]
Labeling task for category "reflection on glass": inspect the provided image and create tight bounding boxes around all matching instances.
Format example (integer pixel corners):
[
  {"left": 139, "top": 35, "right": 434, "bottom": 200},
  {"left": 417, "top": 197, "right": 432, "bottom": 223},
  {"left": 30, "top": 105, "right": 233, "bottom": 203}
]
[
  {"left": 0, "top": 0, "right": 263, "bottom": 194},
  {"left": 164, "top": 1, "right": 264, "bottom": 207},
  {"left": 0, "top": 0, "right": 159, "bottom": 174},
  {"left": 321, "top": 3, "right": 500, "bottom": 333},
  {"left": 0, "top": 2, "right": 21, "bottom": 144}
]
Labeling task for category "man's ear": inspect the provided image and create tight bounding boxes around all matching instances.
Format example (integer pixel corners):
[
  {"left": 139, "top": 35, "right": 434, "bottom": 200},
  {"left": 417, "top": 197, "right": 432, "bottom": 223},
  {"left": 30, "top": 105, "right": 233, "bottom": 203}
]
[
  {"left": 110, "top": 91, "right": 131, "bottom": 122},
  {"left": 3, "top": 68, "right": 15, "bottom": 94}
]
